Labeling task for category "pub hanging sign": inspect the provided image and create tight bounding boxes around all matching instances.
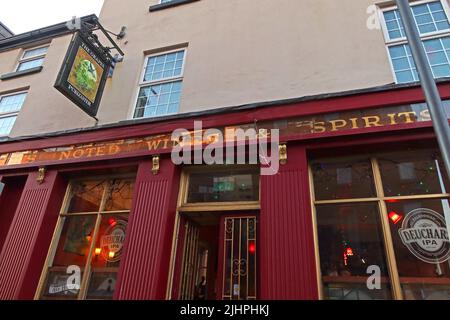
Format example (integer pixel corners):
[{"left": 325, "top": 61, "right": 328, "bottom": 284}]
[{"left": 54, "top": 31, "right": 111, "bottom": 117}]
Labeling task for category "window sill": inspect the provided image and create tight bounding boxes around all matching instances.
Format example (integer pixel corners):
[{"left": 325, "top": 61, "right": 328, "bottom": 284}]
[
  {"left": 149, "top": 0, "right": 200, "bottom": 12},
  {"left": 0, "top": 66, "right": 43, "bottom": 81}
]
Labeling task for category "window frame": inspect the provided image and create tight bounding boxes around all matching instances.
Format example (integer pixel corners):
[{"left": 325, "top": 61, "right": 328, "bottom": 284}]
[
  {"left": 378, "top": 0, "right": 450, "bottom": 83},
  {"left": 178, "top": 165, "right": 261, "bottom": 212},
  {"left": 0, "top": 91, "right": 27, "bottom": 137},
  {"left": 16, "top": 44, "right": 49, "bottom": 72},
  {"left": 35, "top": 175, "right": 136, "bottom": 300},
  {"left": 309, "top": 152, "right": 450, "bottom": 300},
  {"left": 379, "top": 0, "right": 450, "bottom": 45},
  {"left": 131, "top": 47, "right": 187, "bottom": 119}
]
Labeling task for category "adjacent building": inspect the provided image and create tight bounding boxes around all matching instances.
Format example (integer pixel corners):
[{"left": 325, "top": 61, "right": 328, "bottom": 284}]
[
  {"left": 0, "top": 22, "right": 13, "bottom": 40},
  {"left": 0, "top": 0, "right": 449, "bottom": 300}
]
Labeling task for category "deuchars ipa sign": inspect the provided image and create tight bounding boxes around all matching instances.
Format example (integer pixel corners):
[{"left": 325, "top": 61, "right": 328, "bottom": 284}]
[
  {"left": 55, "top": 32, "right": 109, "bottom": 117},
  {"left": 399, "top": 208, "right": 450, "bottom": 264},
  {"left": 100, "top": 220, "right": 127, "bottom": 263}
]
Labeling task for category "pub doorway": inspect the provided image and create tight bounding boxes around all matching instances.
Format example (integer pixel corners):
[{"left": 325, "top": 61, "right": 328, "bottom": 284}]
[
  {"left": 167, "top": 165, "right": 261, "bottom": 300},
  {"left": 175, "top": 212, "right": 257, "bottom": 300}
]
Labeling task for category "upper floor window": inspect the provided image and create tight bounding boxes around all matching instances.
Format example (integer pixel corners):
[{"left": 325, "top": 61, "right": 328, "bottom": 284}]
[
  {"left": 17, "top": 45, "right": 49, "bottom": 72},
  {"left": 381, "top": 0, "right": 450, "bottom": 83},
  {"left": 133, "top": 49, "right": 186, "bottom": 119},
  {"left": 0, "top": 92, "right": 27, "bottom": 136},
  {"left": 383, "top": 1, "right": 450, "bottom": 40}
]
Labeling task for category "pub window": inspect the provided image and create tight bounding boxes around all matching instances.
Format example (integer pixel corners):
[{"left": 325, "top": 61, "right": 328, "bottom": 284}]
[
  {"left": 0, "top": 91, "right": 27, "bottom": 137},
  {"left": 311, "top": 148, "right": 450, "bottom": 300},
  {"left": 17, "top": 45, "right": 49, "bottom": 72},
  {"left": 133, "top": 48, "right": 186, "bottom": 118},
  {"left": 184, "top": 166, "right": 260, "bottom": 204},
  {"left": 380, "top": 0, "right": 450, "bottom": 83},
  {"left": 37, "top": 177, "right": 135, "bottom": 300}
]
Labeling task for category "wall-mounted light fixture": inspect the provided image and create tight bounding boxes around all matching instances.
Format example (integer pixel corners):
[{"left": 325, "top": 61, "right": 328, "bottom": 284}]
[
  {"left": 37, "top": 167, "right": 46, "bottom": 184},
  {"left": 152, "top": 156, "right": 160, "bottom": 175},
  {"left": 279, "top": 144, "right": 287, "bottom": 165}
]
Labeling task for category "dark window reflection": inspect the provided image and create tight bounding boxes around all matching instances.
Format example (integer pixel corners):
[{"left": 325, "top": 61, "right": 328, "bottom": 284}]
[
  {"left": 187, "top": 168, "right": 259, "bottom": 203},
  {"left": 312, "top": 158, "right": 376, "bottom": 201},
  {"left": 316, "top": 203, "right": 392, "bottom": 300},
  {"left": 67, "top": 180, "right": 105, "bottom": 213},
  {"left": 104, "top": 180, "right": 135, "bottom": 211},
  {"left": 86, "top": 272, "right": 117, "bottom": 300},
  {"left": 378, "top": 150, "right": 450, "bottom": 197}
]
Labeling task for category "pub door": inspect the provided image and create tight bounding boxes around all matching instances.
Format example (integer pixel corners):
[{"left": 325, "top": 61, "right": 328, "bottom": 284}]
[
  {"left": 175, "top": 214, "right": 258, "bottom": 300},
  {"left": 219, "top": 216, "right": 258, "bottom": 300},
  {"left": 178, "top": 219, "right": 201, "bottom": 300}
]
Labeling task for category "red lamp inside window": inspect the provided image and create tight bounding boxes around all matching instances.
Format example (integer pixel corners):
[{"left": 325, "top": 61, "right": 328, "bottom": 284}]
[
  {"left": 108, "top": 218, "right": 117, "bottom": 227},
  {"left": 345, "top": 247, "right": 354, "bottom": 256},
  {"left": 249, "top": 242, "right": 256, "bottom": 254},
  {"left": 388, "top": 211, "right": 403, "bottom": 224}
]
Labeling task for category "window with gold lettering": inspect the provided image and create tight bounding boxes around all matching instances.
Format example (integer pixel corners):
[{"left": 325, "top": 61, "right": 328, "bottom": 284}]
[{"left": 38, "top": 178, "right": 135, "bottom": 300}]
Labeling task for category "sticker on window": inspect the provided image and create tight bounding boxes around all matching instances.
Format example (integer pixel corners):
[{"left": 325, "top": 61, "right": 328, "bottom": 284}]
[{"left": 399, "top": 208, "right": 450, "bottom": 264}]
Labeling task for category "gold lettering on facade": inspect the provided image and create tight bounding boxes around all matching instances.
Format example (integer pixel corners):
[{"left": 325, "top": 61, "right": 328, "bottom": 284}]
[
  {"left": 96, "top": 147, "right": 106, "bottom": 157},
  {"left": 0, "top": 104, "right": 440, "bottom": 168},
  {"left": 313, "top": 121, "right": 326, "bottom": 133},
  {"left": 387, "top": 113, "right": 397, "bottom": 125},
  {"left": 72, "top": 149, "right": 84, "bottom": 158},
  {"left": 349, "top": 118, "right": 359, "bottom": 129},
  {"left": 59, "top": 151, "right": 71, "bottom": 161},
  {"left": 397, "top": 112, "right": 417, "bottom": 124},
  {"left": 330, "top": 120, "right": 347, "bottom": 131},
  {"left": 363, "top": 116, "right": 382, "bottom": 128},
  {"left": 108, "top": 145, "right": 120, "bottom": 155},
  {"left": 147, "top": 140, "right": 162, "bottom": 151}
]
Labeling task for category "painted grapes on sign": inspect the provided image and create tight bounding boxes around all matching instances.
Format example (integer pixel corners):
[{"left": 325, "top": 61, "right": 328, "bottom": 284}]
[{"left": 68, "top": 46, "right": 103, "bottom": 103}]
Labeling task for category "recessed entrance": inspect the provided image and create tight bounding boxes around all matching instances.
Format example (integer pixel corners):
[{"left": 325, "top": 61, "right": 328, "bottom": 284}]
[
  {"left": 173, "top": 212, "right": 257, "bottom": 300},
  {"left": 169, "top": 165, "right": 261, "bottom": 300}
]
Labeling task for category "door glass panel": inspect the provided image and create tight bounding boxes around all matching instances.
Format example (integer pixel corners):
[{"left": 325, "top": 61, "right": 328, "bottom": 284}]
[
  {"left": 378, "top": 149, "right": 450, "bottom": 197},
  {"left": 316, "top": 203, "right": 392, "bottom": 300},
  {"left": 187, "top": 168, "right": 260, "bottom": 203},
  {"left": 386, "top": 198, "right": 450, "bottom": 300},
  {"left": 312, "top": 158, "right": 376, "bottom": 200},
  {"left": 222, "top": 217, "right": 257, "bottom": 300}
]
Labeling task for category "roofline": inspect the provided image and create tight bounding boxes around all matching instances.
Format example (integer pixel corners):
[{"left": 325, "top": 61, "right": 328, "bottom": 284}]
[
  {"left": 0, "top": 21, "right": 14, "bottom": 37},
  {"left": 0, "top": 14, "right": 98, "bottom": 52},
  {"left": 2, "top": 79, "right": 448, "bottom": 145}
]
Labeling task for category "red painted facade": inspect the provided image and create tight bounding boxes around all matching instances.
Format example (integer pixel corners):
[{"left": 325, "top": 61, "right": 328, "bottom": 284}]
[
  {"left": 260, "top": 146, "right": 318, "bottom": 300},
  {"left": 114, "top": 158, "right": 180, "bottom": 299},
  {"left": 0, "top": 83, "right": 448, "bottom": 300}
]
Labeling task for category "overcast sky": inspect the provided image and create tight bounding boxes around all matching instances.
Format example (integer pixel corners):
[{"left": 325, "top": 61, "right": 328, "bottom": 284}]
[{"left": 1, "top": 0, "right": 105, "bottom": 34}]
